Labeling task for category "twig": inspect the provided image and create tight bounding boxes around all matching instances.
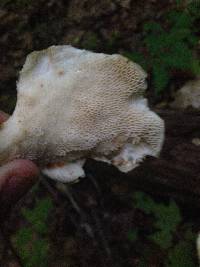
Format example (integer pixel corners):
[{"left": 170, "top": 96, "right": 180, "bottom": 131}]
[
  {"left": 90, "top": 208, "right": 112, "bottom": 257},
  {"left": 56, "top": 183, "right": 81, "bottom": 214},
  {"left": 40, "top": 178, "right": 60, "bottom": 201},
  {"left": 41, "top": 177, "right": 116, "bottom": 266},
  {"left": 87, "top": 172, "right": 102, "bottom": 196}
]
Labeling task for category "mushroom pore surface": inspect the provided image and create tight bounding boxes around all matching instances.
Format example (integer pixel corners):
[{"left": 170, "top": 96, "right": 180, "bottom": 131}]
[{"left": 0, "top": 45, "right": 164, "bottom": 182}]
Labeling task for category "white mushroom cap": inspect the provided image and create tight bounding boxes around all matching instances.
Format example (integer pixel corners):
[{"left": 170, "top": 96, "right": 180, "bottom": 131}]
[{"left": 0, "top": 45, "right": 164, "bottom": 182}]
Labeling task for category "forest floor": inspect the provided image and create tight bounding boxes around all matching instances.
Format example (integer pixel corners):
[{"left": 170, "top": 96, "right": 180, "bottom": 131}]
[{"left": 0, "top": 1, "right": 200, "bottom": 266}]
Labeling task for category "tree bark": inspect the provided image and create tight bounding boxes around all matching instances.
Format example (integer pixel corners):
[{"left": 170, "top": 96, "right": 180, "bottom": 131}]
[{"left": 85, "top": 110, "right": 200, "bottom": 206}]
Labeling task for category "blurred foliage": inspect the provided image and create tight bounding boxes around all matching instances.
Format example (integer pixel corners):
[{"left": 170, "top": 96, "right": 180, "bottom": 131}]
[
  {"left": 125, "top": 0, "right": 200, "bottom": 94},
  {"left": 167, "top": 229, "right": 196, "bottom": 267},
  {"left": 1, "top": 0, "right": 199, "bottom": 265},
  {"left": 128, "top": 191, "right": 197, "bottom": 266},
  {"left": 81, "top": 32, "right": 100, "bottom": 51},
  {"left": 134, "top": 192, "right": 182, "bottom": 249},
  {"left": 13, "top": 197, "right": 53, "bottom": 267},
  {"left": 105, "top": 31, "right": 121, "bottom": 52},
  {"left": 81, "top": 30, "right": 121, "bottom": 53},
  {"left": 0, "top": 0, "right": 32, "bottom": 8}
]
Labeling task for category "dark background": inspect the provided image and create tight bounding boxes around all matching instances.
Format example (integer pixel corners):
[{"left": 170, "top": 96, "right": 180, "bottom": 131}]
[{"left": 0, "top": 1, "right": 200, "bottom": 267}]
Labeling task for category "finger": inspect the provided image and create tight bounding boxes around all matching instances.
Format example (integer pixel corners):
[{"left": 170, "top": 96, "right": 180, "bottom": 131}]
[
  {"left": 0, "top": 159, "right": 39, "bottom": 219},
  {"left": 0, "top": 110, "right": 9, "bottom": 123},
  {"left": 0, "top": 159, "right": 39, "bottom": 187}
]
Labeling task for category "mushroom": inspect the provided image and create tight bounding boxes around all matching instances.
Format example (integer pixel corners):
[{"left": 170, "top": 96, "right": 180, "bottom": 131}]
[
  {"left": 171, "top": 78, "right": 200, "bottom": 110},
  {"left": 0, "top": 45, "right": 164, "bottom": 183}
]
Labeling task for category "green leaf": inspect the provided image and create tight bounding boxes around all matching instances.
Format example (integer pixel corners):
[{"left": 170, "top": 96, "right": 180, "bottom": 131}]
[
  {"left": 162, "top": 41, "right": 196, "bottom": 73},
  {"left": 139, "top": 1, "right": 200, "bottom": 95},
  {"left": 150, "top": 200, "right": 182, "bottom": 249},
  {"left": 124, "top": 51, "right": 147, "bottom": 69},
  {"left": 169, "top": 28, "right": 192, "bottom": 42},
  {"left": 14, "top": 227, "right": 32, "bottom": 248},
  {"left": 28, "top": 239, "right": 49, "bottom": 267},
  {"left": 14, "top": 228, "right": 33, "bottom": 264},
  {"left": 127, "top": 229, "right": 138, "bottom": 242},
  {"left": 134, "top": 191, "right": 157, "bottom": 214},
  {"left": 14, "top": 197, "right": 52, "bottom": 267},
  {"left": 153, "top": 64, "right": 170, "bottom": 94},
  {"left": 174, "top": 13, "right": 192, "bottom": 30},
  {"left": 167, "top": 240, "right": 196, "bottom": 267},
  {"left": 188, "top": 1, "right": 200, "bottom": 20},
  {"left": 22, "top": 198, "right": 53, "bottom": 234},
  {"left": 191, "top": 58, "right": 200, "bottom": 75},
  {"left": 166, "top": 10, "right": 192, "bottom": 29},
  {"left": 144, "top": 34, "right": 167, "bottom": 56},
  {"left": 151, "top": 230, "right": 173, "bottom": 249},
  {"left": 133, "top": 192, "right": 182, "bottom": 249},
  {"left": 144, "top": 22, "right": 164, "bottom": 33}
]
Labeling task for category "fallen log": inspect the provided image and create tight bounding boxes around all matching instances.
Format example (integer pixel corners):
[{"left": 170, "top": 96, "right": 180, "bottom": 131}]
[{"left": 84, "top": 109, "right": 200, "bottom": 206}]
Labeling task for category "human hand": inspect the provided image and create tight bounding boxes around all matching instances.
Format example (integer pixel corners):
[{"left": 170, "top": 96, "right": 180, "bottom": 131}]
[{"left": 0, "top": 111, "right": 39, "bottom": 220}]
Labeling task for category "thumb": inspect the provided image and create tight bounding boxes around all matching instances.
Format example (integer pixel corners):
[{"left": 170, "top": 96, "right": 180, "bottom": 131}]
[{"left": 0, "top": 159, "right": 39, "bottom": 220}]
